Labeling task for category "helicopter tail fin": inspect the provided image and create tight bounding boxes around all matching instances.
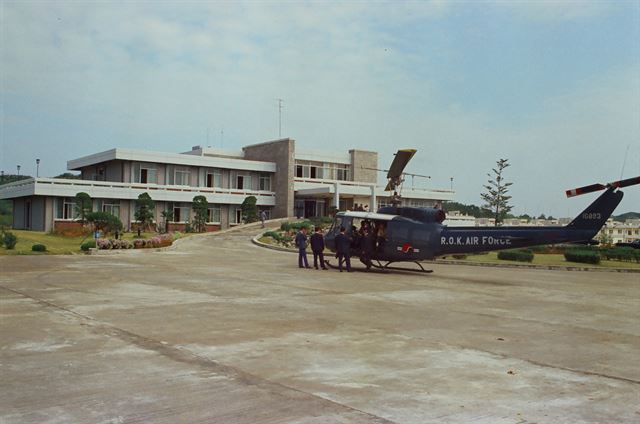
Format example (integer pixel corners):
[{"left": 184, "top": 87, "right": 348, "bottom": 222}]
[{"left": 566, "top": 187, "right": 623, "bottom": 232}]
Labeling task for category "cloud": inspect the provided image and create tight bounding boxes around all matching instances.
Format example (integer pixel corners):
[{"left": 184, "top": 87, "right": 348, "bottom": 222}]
[{"left": 1, "top": 1, "right": 637, "bottom": 216}]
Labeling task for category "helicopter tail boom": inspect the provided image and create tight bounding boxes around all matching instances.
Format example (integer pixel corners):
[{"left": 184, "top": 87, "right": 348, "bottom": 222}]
[{"left": 437, "top": 187, "right": 624, "bottom": 256}]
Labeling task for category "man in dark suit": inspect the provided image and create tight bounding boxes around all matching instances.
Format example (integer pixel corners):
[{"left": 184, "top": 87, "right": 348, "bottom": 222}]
[
  {"left": 310, "top": 226, "right": 328, "bottom": 270},
  {"left": 335, "top": 226, "right": 352, "bottom": 272},
  {"left": 295, "top": 227, "right": 310, "bottom": 269}
]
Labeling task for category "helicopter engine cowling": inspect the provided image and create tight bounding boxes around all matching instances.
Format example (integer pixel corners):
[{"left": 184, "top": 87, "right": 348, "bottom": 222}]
[{"left": 377, "top": 206, "right": 446, "bottom": 224}]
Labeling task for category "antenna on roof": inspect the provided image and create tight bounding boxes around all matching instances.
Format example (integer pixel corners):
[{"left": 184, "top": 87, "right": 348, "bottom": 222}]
[{"left": 221, "top": 127, "right": 224, "bottom": 149}]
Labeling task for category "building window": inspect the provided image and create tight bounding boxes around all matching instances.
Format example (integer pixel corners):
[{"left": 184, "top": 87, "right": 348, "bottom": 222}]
[
  {"left": 231, "top": 207, "right": 242, "bottom": 224},
  {"left": 171, "top": 203, "right": 190, "bottom": 222},
  {"left": 296, "top": 165, "right": 303, "bottom": 178},
  {"left": 140, "top": 167, "right": 157, "bottom": 184},
  {"left": 102, "top": 200, "right": 120, "bottom": 217},
  {"left": 175, "top": 169, "right": 191, "bottom": 186},
  {"left": 206, "top": 170, "right": 222, "bottom": 188},
  {"left": 56, "top": 197, "right": 77, "bottom": 220},
  {"left": 259, "top": 174, "right": 271, "bottom": 191},
  {"left": 235, "top": 174, "right": 251, "bottom": 190},
  {"left": 336, "top": 165, "right": 349, "bottom": 181},
  {"left": 207, "top": 206, "right": 221, "bottom": 223}
]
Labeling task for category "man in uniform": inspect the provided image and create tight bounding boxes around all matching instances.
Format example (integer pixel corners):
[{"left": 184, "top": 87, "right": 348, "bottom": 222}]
[
  {"left": 335, "top": 226, "right": 352, "bottom": 272},
  {"left": 310, "top": 226, "right": 328, "bottom": 270},
  {"left": 295, "top": 227, "right": 310, "bottom": 269}
]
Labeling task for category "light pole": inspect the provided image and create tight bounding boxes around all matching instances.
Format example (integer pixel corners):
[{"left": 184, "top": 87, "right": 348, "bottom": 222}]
[
  {"left": 17, "top": 165, "right": 21, "bottom": 176},
  {"left": 36, "top": 158, "right": 40, "bottom": 178},
  {"left": 450, "top": 177, "right": 453, "bottom": 190}
]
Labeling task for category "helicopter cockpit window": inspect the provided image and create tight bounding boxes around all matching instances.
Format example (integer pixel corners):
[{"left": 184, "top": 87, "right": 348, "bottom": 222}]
[{"left": 338, "top": 215, "right": 353, "bottom": 233}]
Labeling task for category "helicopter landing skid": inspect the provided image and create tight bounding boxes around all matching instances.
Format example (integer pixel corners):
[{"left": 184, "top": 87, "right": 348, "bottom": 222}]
[
  {"left": 324, "top": 259, "right": 388, "bottom": 273},
  {"left": 371, "top": 260, "right": 433, "bottom": 274}
]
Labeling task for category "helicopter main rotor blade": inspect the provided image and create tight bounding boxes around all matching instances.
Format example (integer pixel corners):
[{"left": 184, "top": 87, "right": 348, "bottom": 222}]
[
  {"left": 608, "top": 176, "right": 640, "bottom": 189},
  {"left": 565, "top": 183, "right": 606, "bottom": 198},
  {"left": 565, "top": 176, "right": 640, "bottom": 198},
  {"left": 386, "top": 149, "right": 417, "bottom": 181}
]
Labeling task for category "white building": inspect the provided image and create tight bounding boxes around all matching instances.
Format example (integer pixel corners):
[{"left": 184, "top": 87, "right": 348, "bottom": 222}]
[{"left": 1, "top": 138, "right": 454, "bottom": 232}]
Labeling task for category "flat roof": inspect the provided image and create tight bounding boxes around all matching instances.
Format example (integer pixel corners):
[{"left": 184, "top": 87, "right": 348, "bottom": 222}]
[{"left": 67, "top": 148, "right": 276, "bottom": 173}]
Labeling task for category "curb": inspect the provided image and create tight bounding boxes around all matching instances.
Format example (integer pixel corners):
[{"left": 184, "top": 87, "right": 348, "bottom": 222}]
[
  {"left": 89, "top": 217, "right": 294, "bottom": 255},
  {"left": 251, "top": 234, "right": 297, "bottom": 254}
]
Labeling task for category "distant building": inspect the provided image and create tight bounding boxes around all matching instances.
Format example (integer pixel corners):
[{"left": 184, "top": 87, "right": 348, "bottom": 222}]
[
  {"left": 597, "top": 219, "right": 640, "bottom": 244},
  {"left": 1, "top": 138, "right": 454, "bottom": 232}
]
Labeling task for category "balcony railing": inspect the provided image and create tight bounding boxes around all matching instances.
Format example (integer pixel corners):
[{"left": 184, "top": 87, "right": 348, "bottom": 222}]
[{"left": 0, "top": 177, "right": 276, "bottom": 204}]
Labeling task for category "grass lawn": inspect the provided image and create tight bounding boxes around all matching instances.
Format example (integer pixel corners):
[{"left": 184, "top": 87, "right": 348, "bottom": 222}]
[
  {"left": 458, "top": 252, "right": 640, "bottom": 270},
  {"left": 0, "top": 230, "right": 180, "bottom": 255}
]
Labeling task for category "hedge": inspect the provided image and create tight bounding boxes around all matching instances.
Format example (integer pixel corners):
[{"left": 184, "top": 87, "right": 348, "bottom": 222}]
[
  {"left": 564, "top": 250, "right": 600, "bottom": 265},
  {"left": 600, "top": 247, "right": 640, "bottom": 263},
  {"left": 497, "top": 249, "right": 534, "bottom": 262}
]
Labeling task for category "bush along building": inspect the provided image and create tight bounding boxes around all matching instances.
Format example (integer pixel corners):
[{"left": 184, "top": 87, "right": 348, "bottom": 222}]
[{"left": 0, "top": 138, "right": 454, "bottom": 232}]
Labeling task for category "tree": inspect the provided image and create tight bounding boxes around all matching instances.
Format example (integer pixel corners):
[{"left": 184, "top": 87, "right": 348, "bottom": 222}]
[
  {"left": 480, "top": 158, "right": 513, "bottom": 226},
  {"left": 192, "top": 195, "right": 209, "bottom": 232},
  {"left": 241, "top": 196, "right": 258, "bottom": 223},
  {"left": 55, "top": 172, "right": 82, "bottom": 179},
  {"left": 160, "top": 210, "right": 173, "bottom": 233},
  {"left": 74, "top": 192, "right": 92, "bottom": 224},
  {"left": 86, "top": 211, "right": 123, "bottom": 236},
  {"left": 134, "top": 193, "right": 155, "bottom": 236}
]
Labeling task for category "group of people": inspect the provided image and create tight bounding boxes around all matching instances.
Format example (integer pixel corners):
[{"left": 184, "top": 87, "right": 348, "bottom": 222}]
[
  {"left": 295, "top": 220, "right": 387, "bottom": 273},
  {"left": 295, "top": 226, "right": 329, "bottom": 270}
]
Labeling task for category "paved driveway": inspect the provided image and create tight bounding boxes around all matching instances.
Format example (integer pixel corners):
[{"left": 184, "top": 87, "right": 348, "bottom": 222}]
[{"left": 1, "top": 225, "right": 639, "bottom": 423}]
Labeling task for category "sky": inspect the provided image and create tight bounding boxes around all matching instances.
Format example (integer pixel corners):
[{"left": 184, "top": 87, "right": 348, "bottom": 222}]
[{"left": 1, "top": 0, "right": 639, "bottom": 217}]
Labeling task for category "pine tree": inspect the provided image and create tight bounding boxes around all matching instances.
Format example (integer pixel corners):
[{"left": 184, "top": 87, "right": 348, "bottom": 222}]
[
  {"left": 192, "top": 195, "right": 209, "bottom": 232},
  {"left": 134, "top": 193, "right": 155, "bottom": 236},
  {"left": 480, "top": 159, "right": 513, "bottom": 226},
  {"left": 74, "top": 192, "right": 92, "bottom": 224}
]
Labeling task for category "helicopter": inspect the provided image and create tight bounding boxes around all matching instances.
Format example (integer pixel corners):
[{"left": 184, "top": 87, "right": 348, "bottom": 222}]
[{"left": 324, "top": 149, "right": 640, "bottom": 272}]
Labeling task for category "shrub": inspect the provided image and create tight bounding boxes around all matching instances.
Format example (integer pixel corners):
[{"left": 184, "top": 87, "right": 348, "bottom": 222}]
[
  {"left": 96, "top": 239, "right": 112, "bottom": 250},
  {"left": 86, "top": 211, "right": 123, "bottom": 235},
  {"left": 497, "top": 249, "right": 534, "bottom": 262},
  {"left": 564, "top": 250, "right": 600, "bottom": 265},
  {"left": 452, "top": 254, "right": 468, "bottom": 260},
  {"left": 3, "top": 231, "right": 17, "bottom": 249},
  {"left": 291, "top": 221, "right": 313, "bottom": 231},
  {"left": 80, "top": 240, "right": 96, "bottom": 251},
  {"left": 264, "top": 230, "right": 280, "bottom": 239},
  {"left": 31, "top": 243, "right": 46, "bottom": 252},
  {"left": 280, "top": 222, "right": 292, "bottom": 232}
]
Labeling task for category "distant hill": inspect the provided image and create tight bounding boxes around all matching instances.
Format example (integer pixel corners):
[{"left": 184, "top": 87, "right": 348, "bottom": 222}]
[{"left": 613, "top": 212, "right": 640, "bottom": 221}]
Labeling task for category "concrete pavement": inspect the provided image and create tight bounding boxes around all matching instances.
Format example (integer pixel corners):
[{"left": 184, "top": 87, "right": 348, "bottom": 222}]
[{"left": 1, "top": 225, "right": 639, "bottom": 423}]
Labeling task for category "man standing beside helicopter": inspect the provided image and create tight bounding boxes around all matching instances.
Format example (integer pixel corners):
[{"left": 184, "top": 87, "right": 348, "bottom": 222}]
[
  {"left": 295, "top": 227, "right": 310, "bottom": 269},
  {"left": 335, "top": 226, "right": 352, "bottom": 272}
]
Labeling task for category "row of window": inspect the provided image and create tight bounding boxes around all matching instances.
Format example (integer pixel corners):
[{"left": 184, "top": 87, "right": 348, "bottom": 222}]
[
  {"left": 295, "top": 162, "right": 350, "bottom": 181},
  {"left": 54, "top": 198, "right": 260, "bottom": 224},
  {"left": 131, "top": 163, "right": 271, "bottom": 190},
  {"left": 606, "top": 229, "right": 640, "bottom": 235}
]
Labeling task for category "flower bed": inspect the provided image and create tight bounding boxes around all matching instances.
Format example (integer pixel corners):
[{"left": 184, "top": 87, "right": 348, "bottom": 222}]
[{"left": 96, "top": 233, "right": 176, "bottom": 250}]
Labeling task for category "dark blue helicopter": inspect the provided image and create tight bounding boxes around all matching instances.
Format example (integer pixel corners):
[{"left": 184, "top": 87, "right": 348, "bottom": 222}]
[{"left": 325, "top": 149, "right": 640, "bottom": 272}]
